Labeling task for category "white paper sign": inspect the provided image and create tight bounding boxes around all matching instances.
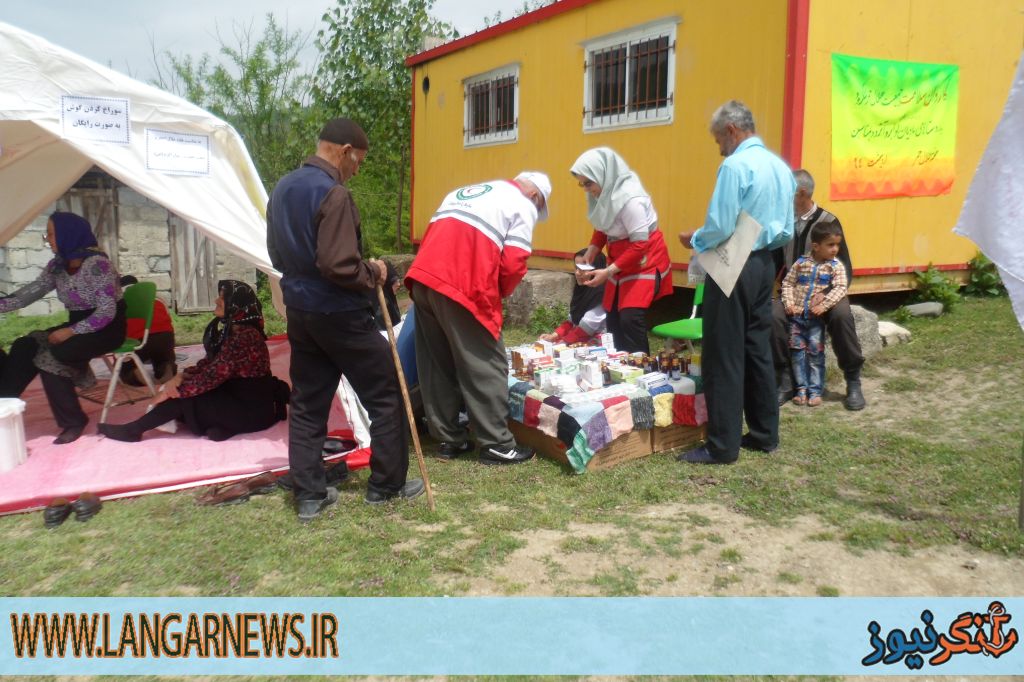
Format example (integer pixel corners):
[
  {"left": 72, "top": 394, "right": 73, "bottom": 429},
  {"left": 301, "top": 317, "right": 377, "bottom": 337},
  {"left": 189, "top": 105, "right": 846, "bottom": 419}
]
[
  {"left": 60, "top": 95, "right": 130, "bottom": 144},
  {"left": 145, "top": 129, "right": 211, "bottom": 176},
  {"left": 696, "top": 210, "right": 763, "bottom": 298}
]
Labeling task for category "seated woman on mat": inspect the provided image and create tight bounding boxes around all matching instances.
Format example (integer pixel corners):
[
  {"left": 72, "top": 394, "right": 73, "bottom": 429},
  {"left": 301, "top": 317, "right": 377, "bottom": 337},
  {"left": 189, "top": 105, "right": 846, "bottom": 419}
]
[
  {"left": 98, "top": 280, "right": 289, "bottom": 442},
  {"left": 0, "top": 212, "right": 126, "bottom": 445},
  {"left": 538, "top": 248, "right": 608, "bottom": 345}
]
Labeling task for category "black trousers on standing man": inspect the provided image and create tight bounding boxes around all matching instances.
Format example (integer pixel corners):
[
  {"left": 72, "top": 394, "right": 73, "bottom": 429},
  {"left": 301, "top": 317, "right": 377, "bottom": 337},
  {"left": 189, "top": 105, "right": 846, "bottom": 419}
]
[
  {"left": 702, "top": 249, "right": 778, "bottom": 462},
  {"left": 285, "top": 306, "right": 409, "bottom": 502}
]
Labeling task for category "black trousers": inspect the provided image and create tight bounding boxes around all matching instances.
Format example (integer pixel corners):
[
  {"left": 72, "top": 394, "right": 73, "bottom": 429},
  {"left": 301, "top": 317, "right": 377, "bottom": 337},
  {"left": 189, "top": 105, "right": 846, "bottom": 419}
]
[
  {"left": 702, "top": 250, "right": 778, "bottom": 461},
  {"left": 606, "top": 286, "right": 649, "bottom": 354},
  {"left": 771, "top": 296, "right": 864, "bottom": 379},
  {"left": 119, "top": 331, "right": 177, "bottom": 384},
  {"left": 286, "top": 307, "right": 409, "bottom": 502},
  {"left": 0, "top": 304, "right": 126, "bottom": 429}
]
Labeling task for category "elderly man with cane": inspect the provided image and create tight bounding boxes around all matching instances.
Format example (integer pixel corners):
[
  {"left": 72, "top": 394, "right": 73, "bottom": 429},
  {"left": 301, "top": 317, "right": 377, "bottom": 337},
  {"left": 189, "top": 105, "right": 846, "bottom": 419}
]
[{"left": 267, "top": 117, "right": 424, "bottom": 522}]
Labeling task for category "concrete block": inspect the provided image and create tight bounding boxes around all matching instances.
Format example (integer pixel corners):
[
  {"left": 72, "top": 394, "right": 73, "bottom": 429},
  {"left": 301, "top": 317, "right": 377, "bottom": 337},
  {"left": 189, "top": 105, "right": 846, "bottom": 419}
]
[
  {"left": 27, "top": 248, "right": 56, "bottom": 268},
  {"left": 505, "top": 270, "right": 575, "bottom": 327},
  {"left": 147, "top": 256, "right": 171, "bottom": 273},
  {"left": 6, "top": 230, "right": 45, "bottom": 250},
  {"left": 5, "top": 250, "right": 28, "bottom": 268},
  {"left": 22, "top": 299, "right": 55, "bottom": 316},
  {"left": 148, "top": 273, "right": 172, "bottom": 291},
  {"left": 904, "top": 301, "right": 943, "bottom": 317},
  {"left": 877, "top": 320, "right": 912, "bottom": 346},
  {"left": 824, "top": 304, "right": 881, "bottom": 372}
]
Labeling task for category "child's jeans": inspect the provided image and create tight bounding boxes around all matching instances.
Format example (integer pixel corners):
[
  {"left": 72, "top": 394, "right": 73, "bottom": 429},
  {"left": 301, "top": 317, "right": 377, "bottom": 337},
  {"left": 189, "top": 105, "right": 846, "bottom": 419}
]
[{"left": 789, "top": 314, "right": 825, "bottom": 398}]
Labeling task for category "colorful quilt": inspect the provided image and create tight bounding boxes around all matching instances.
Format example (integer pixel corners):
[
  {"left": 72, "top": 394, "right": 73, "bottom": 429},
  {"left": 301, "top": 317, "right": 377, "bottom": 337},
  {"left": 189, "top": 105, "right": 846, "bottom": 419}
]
[{"left": 508, "top": 376, "right": 707, "bottom": 473}]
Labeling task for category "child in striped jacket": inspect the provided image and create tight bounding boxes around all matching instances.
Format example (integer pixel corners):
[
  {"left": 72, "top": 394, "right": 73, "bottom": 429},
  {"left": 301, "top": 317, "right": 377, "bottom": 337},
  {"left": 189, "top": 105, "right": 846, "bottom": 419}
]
[{"left": 781, "top": 221, "right": 848, "bottom": 406}]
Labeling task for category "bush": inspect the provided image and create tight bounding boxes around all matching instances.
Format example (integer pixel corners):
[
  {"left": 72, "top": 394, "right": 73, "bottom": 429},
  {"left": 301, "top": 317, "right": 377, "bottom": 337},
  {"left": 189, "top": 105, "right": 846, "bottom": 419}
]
[
  {"left": 964, "top": 252, "right": 1006, "bottom": 298},
  {"left": 891, "top": 306, "right": 913, "bottom": 324},
  {"left": 911, "top": 265, "right": 960, "bottom": 313},
  {"left": 527, "top": 303, "right": 569, "bottom": 335}
]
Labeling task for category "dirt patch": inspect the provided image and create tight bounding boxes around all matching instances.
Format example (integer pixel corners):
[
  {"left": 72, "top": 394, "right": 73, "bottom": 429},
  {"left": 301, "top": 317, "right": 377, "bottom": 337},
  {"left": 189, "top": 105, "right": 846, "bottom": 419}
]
[{"left": 455, "top": 502, "right": 1024, "bottom": 597}]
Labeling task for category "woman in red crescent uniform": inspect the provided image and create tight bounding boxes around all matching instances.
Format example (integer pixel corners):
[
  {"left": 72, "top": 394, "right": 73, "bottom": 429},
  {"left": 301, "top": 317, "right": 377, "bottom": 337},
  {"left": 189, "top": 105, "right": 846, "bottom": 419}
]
[{"left": 570, "top": 147, "right": 673, "bottom": 354}]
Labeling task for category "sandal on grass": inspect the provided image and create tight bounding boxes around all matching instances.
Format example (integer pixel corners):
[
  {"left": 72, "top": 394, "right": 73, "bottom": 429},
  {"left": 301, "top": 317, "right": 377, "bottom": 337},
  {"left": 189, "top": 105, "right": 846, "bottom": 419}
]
[
  {"left": 792, "top": 391, "right": 808, "bottom": 406},
  {"left": 808, "top": 395, "right": 823, "bottom": 407}
]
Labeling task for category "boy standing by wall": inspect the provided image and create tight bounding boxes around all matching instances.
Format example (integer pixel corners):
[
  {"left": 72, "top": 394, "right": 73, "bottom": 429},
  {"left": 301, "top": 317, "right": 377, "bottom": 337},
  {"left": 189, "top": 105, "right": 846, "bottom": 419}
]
[{"left": 781, "top": 222, "right": 848, "bottom": 406}]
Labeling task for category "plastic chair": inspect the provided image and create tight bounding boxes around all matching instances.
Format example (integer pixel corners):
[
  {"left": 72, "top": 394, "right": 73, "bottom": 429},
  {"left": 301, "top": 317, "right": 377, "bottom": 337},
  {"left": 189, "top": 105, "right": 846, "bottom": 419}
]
[
  {"left": 81, "top": 282, "right": 159, "bottom": 423},
  {"left": 651, "top": 281, "right": 704, "bottom": 353}
]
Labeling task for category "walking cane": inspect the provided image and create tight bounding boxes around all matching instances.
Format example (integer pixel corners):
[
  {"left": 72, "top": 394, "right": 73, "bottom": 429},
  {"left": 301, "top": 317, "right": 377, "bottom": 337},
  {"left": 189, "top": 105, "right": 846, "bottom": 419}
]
[{"left": 376, "top": 283, "right": 435, "bottom": 511}]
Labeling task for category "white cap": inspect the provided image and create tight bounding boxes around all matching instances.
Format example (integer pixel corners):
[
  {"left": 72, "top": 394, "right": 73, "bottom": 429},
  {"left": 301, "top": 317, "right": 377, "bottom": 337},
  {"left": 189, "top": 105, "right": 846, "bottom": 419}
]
[{"left": 515, "top": 171, "right": 552, "bottom": 221}]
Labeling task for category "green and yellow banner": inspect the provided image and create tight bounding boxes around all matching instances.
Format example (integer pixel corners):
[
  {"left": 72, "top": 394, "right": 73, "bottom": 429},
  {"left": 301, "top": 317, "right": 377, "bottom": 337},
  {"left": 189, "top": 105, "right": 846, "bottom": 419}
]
[{"left": 831, "top": 53, "right": 959, "bottom": 200}]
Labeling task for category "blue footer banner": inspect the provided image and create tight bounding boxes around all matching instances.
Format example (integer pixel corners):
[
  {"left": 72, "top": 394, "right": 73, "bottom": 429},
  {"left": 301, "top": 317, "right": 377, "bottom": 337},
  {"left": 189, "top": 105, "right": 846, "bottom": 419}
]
[{"left": 1, "top": 597, "right": 1020, "bottom": 675}]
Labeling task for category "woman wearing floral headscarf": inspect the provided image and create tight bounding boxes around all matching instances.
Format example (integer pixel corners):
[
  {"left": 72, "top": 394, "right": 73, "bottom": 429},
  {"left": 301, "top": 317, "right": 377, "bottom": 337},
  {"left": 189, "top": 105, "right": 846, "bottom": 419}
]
[
  {"left": 570, "top": 148, "right": 673, "bottom": 354},
  {"left": 98, "top": 280, "right": 289, "bottom": 443},
  {"left": 0, "top": 212, "right": 126, "bottom": 444}
]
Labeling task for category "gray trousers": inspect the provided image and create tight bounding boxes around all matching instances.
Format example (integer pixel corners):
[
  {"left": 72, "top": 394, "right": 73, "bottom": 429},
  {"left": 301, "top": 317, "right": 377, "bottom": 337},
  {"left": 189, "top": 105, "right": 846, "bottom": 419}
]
[{"left": 410, "top": 284, "right": 513, "bottom": 450}]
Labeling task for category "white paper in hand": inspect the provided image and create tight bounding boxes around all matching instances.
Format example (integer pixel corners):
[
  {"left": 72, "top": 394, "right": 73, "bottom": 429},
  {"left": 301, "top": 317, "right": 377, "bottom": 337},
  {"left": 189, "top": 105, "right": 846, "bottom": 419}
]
[{"left": 696, "top": 210, "right": 763, "bottom": 298}]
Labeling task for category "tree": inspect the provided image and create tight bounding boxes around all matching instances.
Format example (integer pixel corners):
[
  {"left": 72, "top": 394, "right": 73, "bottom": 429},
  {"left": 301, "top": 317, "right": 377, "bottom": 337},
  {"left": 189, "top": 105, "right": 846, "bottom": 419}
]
[
  {"left": 151, "top": 15, "right": 318, "bottom": 191},
  {"left": 314, "top": 0, "right": 454, "bottom": 253},
  {"left": 483, "top": 0, "right": 556, "bottom": 27}
]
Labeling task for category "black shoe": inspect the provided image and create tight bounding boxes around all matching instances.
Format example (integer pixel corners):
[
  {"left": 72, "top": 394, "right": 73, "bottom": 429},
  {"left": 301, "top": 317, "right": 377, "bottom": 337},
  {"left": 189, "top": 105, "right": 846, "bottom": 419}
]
[
  {"left": 740, "top": 433, "right": 778, "bottom": 453},
  {"left": 479, "top": 444, "right": 535, "bottom": 465},
  {"left": 844, "top": 380, "right": 866, "bottom": 411},
  {"left": 277, "top": 461, "right": 350, "bottom": 492},
  {"left": 296, "top": 487, "right": 339, "bottom": 523},
  {"left": 53, "top": 425, "right": 86, "bottom": 445},
  {"left": 676, "top": 445, "right": 732, "bottom": 465},
  {"left": 437, "top": 441, "right": 474, "bottom": 460},
  {"left": 43, "top": 498, "right": 72, "bottom": 529},
  {"left": 97, "top": 423, "right": 141, "bottom": 443},
  {"left": 365, "top": 479, "right": 425, "bottom": 506}
]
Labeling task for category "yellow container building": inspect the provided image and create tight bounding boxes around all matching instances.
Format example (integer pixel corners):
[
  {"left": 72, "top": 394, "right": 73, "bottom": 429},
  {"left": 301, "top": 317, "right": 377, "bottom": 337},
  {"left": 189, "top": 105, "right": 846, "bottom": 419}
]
[{"left": 406, "top": 0, "right": 1024, "bottom": 291}]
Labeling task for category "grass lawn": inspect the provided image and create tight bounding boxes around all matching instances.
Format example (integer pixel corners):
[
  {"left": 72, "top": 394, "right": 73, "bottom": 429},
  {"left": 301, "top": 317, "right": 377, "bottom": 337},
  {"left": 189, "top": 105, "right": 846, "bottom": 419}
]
[{"left": 0, "top": 295, "right": 1021, "bottom": 601}]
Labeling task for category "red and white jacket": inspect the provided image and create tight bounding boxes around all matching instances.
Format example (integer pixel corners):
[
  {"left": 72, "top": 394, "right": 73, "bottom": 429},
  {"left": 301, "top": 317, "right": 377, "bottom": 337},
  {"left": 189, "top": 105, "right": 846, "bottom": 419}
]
[{"left": 406, "top": 179, "right": 537, "bottom": 339}]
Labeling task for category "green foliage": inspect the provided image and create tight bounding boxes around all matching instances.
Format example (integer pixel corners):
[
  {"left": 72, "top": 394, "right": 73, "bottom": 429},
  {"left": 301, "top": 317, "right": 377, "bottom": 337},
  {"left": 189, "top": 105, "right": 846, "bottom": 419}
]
[
  {"left": 0, "top": 311, "right": 65, "bottom": 349},
  {"left": 527, "top": 303, "right": 569, "bottom": 335},
  {"left": 890, "top": 306, "right": 913, "bottom": 324},
  {"left": 965, "top": 252, "right": 1006, "bottom": 298},
  {"left": 483, "top": 0, "right": 556, "bottom": 27},
  {"left": 153, "top": 15, "right": 319, "bottom": 190},
  {"left": 314, "top": 0, "right": 454, "bottom": 253},
  {"left": 911, "top": 264, "right": 961, "bottom": 312}
]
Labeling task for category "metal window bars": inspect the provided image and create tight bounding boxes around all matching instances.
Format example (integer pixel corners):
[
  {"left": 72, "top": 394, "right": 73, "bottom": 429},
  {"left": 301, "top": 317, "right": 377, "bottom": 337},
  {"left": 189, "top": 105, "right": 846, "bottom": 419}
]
[
  {"left": 585, "top": 34, "right": 674, "bottom": 126},
  {"left": 466, "top": 74, "right": 518, "bottom": 140}
]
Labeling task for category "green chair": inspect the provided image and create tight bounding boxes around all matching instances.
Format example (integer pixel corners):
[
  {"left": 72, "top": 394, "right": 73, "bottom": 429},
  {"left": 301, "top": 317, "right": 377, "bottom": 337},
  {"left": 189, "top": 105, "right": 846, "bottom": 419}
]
[
  {"left": 81, "top": 282, "right": 159, "bottom": 423},
  {"left": 651, "top": 281, "right": 704, "bottom": 353}
]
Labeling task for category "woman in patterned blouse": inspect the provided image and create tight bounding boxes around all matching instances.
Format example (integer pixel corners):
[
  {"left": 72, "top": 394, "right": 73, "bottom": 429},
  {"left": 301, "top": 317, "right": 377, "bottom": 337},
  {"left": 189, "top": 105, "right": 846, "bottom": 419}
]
[
  {"left": 98, "top": 280, "right": 288, "bottom": 443},
  {"left": 0, "top": 212, "right": 126, "bottom": 444}
]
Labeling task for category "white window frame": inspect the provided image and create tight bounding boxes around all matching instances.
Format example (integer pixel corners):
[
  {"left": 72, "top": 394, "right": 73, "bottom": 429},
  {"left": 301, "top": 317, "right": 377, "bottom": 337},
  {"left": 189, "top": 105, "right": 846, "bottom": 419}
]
[
  {"left": 463, "top": 64, "right": 520, "bottom": 148},
  {"left": 582, "top": 18, "right": 678, "bottom": 132}
]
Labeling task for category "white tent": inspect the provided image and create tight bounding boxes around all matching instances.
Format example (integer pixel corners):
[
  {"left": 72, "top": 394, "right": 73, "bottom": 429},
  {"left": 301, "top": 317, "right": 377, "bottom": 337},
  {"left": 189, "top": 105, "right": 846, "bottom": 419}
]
[
  {"left": 0, "top": 22, "right": 374, "bottom": 446},
  {"left": 0, "top": 21, "right": 271, "bottom": 271}
]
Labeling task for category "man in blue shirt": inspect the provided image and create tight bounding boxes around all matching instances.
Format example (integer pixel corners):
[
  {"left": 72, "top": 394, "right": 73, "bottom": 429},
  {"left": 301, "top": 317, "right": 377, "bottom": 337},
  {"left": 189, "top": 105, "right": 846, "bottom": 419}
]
[{"left": 678, "top": 100, "right": 796, "bottom": 464}]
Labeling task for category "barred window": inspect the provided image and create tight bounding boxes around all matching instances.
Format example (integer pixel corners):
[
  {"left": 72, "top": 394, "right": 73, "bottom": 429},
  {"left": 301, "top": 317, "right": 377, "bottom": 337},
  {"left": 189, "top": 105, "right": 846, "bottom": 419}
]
[
  {"left": 583, "top": 20, "right": 677, "bottom": 131},
  {"left": 464, "top": 65, "right": 519, "bottom": 147}
]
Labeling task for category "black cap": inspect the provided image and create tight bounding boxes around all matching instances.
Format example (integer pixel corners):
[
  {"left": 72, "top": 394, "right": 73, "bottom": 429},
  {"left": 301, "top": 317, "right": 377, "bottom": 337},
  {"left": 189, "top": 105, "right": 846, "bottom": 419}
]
[{"left": 318, "top": 118, "right": 369, "bottom": 150}]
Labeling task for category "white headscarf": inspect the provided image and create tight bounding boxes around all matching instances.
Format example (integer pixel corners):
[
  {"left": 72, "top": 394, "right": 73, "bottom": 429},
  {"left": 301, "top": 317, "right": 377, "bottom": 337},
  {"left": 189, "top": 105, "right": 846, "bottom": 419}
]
[{"left": 570, "top": 147, "right": 650, "bottom": 232}]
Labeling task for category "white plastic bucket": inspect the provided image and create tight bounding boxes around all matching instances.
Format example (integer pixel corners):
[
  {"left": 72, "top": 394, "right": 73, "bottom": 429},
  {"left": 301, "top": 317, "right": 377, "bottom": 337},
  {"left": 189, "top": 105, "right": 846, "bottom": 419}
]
[{"left": 0, "top": 398, "right": 27, "bottom": 473}]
